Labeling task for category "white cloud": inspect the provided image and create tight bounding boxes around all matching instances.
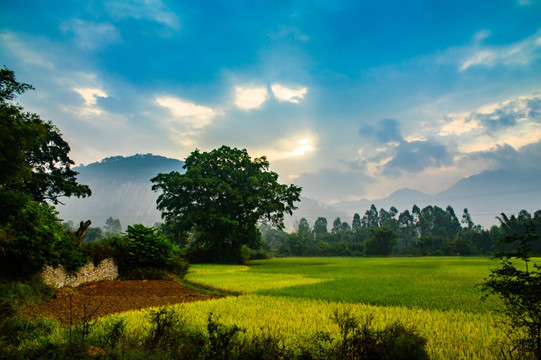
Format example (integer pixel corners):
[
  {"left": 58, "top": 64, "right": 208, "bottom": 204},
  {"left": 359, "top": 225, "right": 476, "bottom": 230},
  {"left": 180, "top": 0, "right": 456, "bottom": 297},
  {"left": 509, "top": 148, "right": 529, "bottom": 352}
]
[
  {"left": 285, "top": 139, "right": 314, "bottom": 157},
  {"left": 473, "top": 30, "right": 491, "bottom": 43},
  {"left": 0, "top": 31, "right": 54, "bottom": 68},
  {"left": 271, "top": 84, "right": 308, "bottom": 104},
  {"left": 156, "top": 96, "right": 217, "bottom": 129},
  {"left": 460, "top": 29, "right": 541, "bottom": 71},
  {"left": 60, "top": 19, "right": 120, "bottom": 49},
  {"left": 74, "top": 87, "right": 108, "bottom": 106},
  {"left": 105, "top": 0, "right": 180, "bottom": 30},
  {"left": 253, "top": 135, "right": 317, "bottom": 162},
  {"left": 439, "top": 115, "right": 482, "bottom": 136},
  {"left": 234, "top": 86, "right": 269, "bottom": 110},
  {"left": 435, "top": 93, "right": 541, "bottom": 153}
]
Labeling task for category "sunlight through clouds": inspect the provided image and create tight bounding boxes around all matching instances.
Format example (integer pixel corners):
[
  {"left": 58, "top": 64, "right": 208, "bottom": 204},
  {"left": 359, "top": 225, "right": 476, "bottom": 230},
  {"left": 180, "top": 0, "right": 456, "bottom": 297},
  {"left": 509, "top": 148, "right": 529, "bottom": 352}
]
[
  {"left": 271, "top": 84, "right": 308, "bottom": 104},
  {"left": 234, "top": 86, "right": 269, "bottom": 110},
  {"left": 285, "top": 139, "right": 313, "bottom": 157},
  {"left": 250, "top": 135, "right": 318, "bottom": 165},
  {"left": 156, "top": 96, "right": 217, "bottom": 129}
]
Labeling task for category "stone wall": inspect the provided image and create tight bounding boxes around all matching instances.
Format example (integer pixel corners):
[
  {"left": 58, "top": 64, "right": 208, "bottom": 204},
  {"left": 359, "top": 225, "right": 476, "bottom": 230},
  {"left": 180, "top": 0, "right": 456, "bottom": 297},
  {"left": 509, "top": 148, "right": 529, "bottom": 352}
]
[{"left": 40, "top": 258, "right": 118, "bottom": 288}]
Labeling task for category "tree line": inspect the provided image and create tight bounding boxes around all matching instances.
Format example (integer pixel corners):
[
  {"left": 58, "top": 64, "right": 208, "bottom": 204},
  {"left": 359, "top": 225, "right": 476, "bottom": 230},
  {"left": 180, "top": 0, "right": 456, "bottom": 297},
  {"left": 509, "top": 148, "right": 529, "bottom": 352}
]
[{"left": 261, "top": 204, "right": 541, "bottom": 257}]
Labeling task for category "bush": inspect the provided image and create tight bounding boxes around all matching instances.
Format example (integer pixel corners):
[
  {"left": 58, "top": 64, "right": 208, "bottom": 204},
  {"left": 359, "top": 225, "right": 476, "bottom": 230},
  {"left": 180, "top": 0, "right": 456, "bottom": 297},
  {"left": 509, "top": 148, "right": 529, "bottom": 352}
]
[
  {"left": 0, "top": 201, "right": 86, "bottom": 279},
  {"left": 103, "top": 225, "right": 188, "bottom": 279},
  {"left": 320, "top": 309, "right": 429, "bottom": 360}
]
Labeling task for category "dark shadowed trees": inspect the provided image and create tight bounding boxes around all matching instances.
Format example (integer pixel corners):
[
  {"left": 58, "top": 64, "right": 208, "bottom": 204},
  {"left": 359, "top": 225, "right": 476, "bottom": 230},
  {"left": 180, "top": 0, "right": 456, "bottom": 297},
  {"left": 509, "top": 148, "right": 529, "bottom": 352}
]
[
  {"left": 365, "top": 227, "right": 397, "bottom": 256},
  {"left": 0, "top": 68, "right": 90, "bottom": 279},
  {"left": 0, "top": 66, "right": 90, "bottom": 212},
  {"left": 482, "top": 212, "right": 541, "bottom": 359}
]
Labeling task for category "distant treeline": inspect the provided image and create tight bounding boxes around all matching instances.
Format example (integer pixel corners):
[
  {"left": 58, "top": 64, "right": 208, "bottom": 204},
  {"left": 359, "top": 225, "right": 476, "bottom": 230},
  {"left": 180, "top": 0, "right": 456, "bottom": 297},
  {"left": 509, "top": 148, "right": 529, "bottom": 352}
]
[{"left": 261, "top": 205, "right": 541, "bottom": 257}]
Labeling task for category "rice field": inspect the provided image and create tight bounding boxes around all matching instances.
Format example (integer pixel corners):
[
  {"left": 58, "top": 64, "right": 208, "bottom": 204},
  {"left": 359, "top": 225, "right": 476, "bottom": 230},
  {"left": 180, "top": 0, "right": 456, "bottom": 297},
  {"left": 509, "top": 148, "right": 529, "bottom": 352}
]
[
  {"left": 185, "top": 257, "right": 502, "bottom": 313},
  {"left": 94, "top": 256, "right": 527, "bottom": 359}
]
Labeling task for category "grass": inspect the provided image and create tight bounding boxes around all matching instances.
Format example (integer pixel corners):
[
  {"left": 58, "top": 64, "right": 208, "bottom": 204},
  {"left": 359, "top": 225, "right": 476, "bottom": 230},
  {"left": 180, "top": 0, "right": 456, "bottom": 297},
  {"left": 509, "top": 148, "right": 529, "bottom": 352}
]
[
  {"left": 8, "top": 256, "right": 536, "bottom": 359},
  {"left": 186, "top": 257, "right": 503, "bottom": 313}
]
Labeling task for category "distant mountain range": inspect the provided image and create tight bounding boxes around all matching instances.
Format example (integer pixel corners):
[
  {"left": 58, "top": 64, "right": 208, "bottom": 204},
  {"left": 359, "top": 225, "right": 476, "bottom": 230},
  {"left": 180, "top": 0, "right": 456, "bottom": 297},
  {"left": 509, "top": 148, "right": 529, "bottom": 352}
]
[
  {"left": 332, "top": 169, "right": 541, "bottom": 228},
  {"left": 58, "top": 154, "right": 541, "bottom": 231}
]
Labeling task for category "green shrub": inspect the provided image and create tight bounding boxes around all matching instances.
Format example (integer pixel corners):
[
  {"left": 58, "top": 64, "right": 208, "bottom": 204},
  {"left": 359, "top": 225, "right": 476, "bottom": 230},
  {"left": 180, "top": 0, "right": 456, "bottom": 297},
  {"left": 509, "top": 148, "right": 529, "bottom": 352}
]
[
  {"left": 324, "top": 309, "right": 429, "bottom": 360},
  {"left": 0, "top": 201, "right": 86, "bottom": 279},
  {"left": 104, "top": 225, "right": 188, "bottom": 278}
]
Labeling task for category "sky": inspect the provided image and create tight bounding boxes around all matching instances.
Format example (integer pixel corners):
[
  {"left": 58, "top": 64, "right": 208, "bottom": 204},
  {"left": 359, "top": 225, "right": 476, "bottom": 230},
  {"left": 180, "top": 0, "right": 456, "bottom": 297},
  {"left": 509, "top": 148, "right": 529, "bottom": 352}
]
[{"left": 1, "top": 0, "right": 541, "bottom": 205}]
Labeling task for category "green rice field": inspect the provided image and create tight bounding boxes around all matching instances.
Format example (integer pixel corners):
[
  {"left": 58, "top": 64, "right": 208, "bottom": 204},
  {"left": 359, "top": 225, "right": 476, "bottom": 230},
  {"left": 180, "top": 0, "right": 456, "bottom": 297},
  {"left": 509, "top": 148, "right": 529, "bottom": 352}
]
[{"left": 93, "top": 256, "right": 541, "bottom": 359}]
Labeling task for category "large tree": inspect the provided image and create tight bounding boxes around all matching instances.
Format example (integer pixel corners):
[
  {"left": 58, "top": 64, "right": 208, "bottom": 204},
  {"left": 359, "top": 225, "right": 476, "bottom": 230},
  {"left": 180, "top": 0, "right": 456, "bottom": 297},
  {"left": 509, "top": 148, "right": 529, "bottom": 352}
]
[
  {"left": 0, "top": 67, "right": 91, "bottom": 278},
  {"left": 0, "top": 67, "right": 91, "bottom": 211},
  {"left": 151, "top": 146, "right": 301, "bottom": 263}
]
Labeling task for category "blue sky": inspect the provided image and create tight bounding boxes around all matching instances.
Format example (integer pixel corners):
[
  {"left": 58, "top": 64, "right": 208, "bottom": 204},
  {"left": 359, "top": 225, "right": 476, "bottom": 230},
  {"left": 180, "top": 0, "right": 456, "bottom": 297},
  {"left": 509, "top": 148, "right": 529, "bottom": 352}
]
[{"left": 1, "top": 0, "right": 541, "bottom": 204}]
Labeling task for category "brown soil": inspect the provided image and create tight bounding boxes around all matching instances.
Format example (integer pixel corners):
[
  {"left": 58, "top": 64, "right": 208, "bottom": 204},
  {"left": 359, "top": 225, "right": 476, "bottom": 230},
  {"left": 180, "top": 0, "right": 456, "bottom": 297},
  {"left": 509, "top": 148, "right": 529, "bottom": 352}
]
[{"left": 21, "top": 280, "right": 223, "bottom": 324}]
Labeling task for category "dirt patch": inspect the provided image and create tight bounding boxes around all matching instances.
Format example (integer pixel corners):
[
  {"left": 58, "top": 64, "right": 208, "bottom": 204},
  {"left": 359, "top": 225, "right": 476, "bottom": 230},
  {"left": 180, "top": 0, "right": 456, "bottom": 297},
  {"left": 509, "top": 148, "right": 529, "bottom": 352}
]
[{"left": 21, "top": 280, "right": 223, "bottom": 324}]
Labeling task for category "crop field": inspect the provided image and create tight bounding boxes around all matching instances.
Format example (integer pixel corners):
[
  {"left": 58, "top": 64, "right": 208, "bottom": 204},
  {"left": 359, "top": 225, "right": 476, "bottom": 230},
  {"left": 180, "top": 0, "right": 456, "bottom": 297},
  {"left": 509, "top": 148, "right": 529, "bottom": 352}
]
[
  {"left": 90, "top": 256, "right": 541, "bottom": 359},
  {"left": 185, "top": 257, "right": 503, "bottom": 313}
]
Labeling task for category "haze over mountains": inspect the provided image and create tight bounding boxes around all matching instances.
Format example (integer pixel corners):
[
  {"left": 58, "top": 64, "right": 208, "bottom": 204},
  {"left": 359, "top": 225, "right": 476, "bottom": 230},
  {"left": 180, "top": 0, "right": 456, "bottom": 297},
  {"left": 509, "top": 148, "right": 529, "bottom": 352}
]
[{"left": 58, "top": 154, "right": 541, "bottom": 231}]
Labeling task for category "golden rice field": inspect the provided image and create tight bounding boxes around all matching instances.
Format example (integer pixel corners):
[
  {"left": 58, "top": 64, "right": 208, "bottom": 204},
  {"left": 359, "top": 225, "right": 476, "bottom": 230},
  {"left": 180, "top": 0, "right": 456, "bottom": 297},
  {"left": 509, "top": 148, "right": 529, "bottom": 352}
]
[{"left": 95, "top": 257, "right": 529, "bottom": 359}]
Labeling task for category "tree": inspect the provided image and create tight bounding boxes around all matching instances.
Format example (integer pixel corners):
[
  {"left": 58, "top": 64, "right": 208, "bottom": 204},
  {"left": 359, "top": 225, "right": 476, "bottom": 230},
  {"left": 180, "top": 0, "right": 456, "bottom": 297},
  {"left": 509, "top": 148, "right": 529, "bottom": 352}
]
[
  {"left": 352, "top": 213, "right": 361, "bottom": 231},
  {"left": 362, "top": 204, "right": 379, "bottom": 228},
  {"left": 398, "top": 210, "right": 416, "bottom": 249},
  {"left": 482, "top": 212, "right": 541, "bottom": 359},
  {"left": 313, "top": 217, "right": 328, "bottom": 240},
  {"left": 151, "top": 146, "right": 301, "bottom": 264},
  {"left": 297, "top": 218, "right": 311, "bottom": 234},
  {"left": 365, "top": 227, "right": 397, "bottom": 256},
  {"left": 461, "top": 208, "right": 474, "bottom": 230},
  {"left": 104, "top": 216, "right": 122, "bottom": 235},
  {"left": 0, "top": 67, "right": 90, "bottom": 211},
  {"left": 332, "top": 217, "right": 342, "bottom": 234},
  {"left": 0, "top": 67, "right": 90, "bottom": 279}
]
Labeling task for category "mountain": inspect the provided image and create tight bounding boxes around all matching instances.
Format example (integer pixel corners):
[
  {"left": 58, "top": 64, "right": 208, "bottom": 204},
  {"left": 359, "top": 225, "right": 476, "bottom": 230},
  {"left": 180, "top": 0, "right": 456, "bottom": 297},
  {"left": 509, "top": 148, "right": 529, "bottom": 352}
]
[
  {"left": 58, "top": 154, "right": 340, "bottom": 231},
  {"left": 333, "top": 169, "right": 541, "bottom": 228},
  {"left": 59, "top": 154, "right": 541, "bottom": 231},
  {"left": 58, "top": 154, "right": 185, "bottom": 229}
]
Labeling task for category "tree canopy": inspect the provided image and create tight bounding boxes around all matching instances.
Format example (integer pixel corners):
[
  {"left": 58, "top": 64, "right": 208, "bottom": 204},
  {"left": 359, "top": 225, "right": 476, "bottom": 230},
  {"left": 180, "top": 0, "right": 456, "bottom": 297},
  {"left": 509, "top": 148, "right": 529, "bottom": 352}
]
[
  {"left": 0, "top": 67, "right": 92, "bottom": 278},
  {"left": 0, "top": 67, "right": 91, "bottom": 209},
  {"left": 151, "top": 146, "right": 301, "bottom": 263}
]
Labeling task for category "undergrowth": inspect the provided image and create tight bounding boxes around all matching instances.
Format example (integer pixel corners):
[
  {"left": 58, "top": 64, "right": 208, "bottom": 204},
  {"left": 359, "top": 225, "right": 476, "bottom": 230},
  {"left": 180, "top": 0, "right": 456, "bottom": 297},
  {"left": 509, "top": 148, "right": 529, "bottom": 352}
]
[{"left": 0, "top": 305, "right": 430, "bottom": 360}]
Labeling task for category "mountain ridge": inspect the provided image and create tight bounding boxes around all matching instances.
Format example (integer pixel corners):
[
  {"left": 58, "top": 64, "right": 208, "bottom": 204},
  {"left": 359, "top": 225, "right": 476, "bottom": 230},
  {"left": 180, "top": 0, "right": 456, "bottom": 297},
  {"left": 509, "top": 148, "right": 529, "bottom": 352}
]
[{"left": 58, "top": 154, "right": 541, "bottom": 230}]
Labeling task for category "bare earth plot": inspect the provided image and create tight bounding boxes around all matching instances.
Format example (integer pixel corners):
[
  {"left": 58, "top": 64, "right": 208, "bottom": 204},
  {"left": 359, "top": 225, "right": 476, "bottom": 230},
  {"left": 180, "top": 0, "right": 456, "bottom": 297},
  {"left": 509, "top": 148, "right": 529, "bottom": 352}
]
[{"left": 22, "top": 280, "right": 223, "bottom": 324}]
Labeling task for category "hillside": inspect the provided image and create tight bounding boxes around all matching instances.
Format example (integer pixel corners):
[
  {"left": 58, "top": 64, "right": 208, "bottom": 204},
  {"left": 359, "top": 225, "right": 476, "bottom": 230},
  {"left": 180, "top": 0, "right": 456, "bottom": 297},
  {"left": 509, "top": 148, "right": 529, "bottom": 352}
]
[
  {"left": 333, "top": 169, "right": 541, "bottom": 228},
  {"left": 58, "top": 154, "right": 185, "bottom": 229},
  {"left": 58, "top": 154, "right": 541, "bottom": 230},
  {"left": 58, "top": 154, "right": 340, "bottom": 231}
]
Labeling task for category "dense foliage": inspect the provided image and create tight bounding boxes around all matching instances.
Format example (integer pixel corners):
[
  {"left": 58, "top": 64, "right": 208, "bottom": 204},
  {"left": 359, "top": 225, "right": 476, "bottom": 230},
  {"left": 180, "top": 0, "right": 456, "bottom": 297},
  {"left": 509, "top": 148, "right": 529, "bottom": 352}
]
[
  {"left": 482, "top": 212, "right": 541, "bottom": 359},
  {"left": 152, "top": 146, "right": 301, "bottom": 264},
  {"left": 0, "top": 68, "right": 90, "bottom": 279},
  {"left": 0, "top": 67, "right": 91, "bottom": 208},
  {"left": 263, "top": 205, "right": 541, "bottom": 257}
]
